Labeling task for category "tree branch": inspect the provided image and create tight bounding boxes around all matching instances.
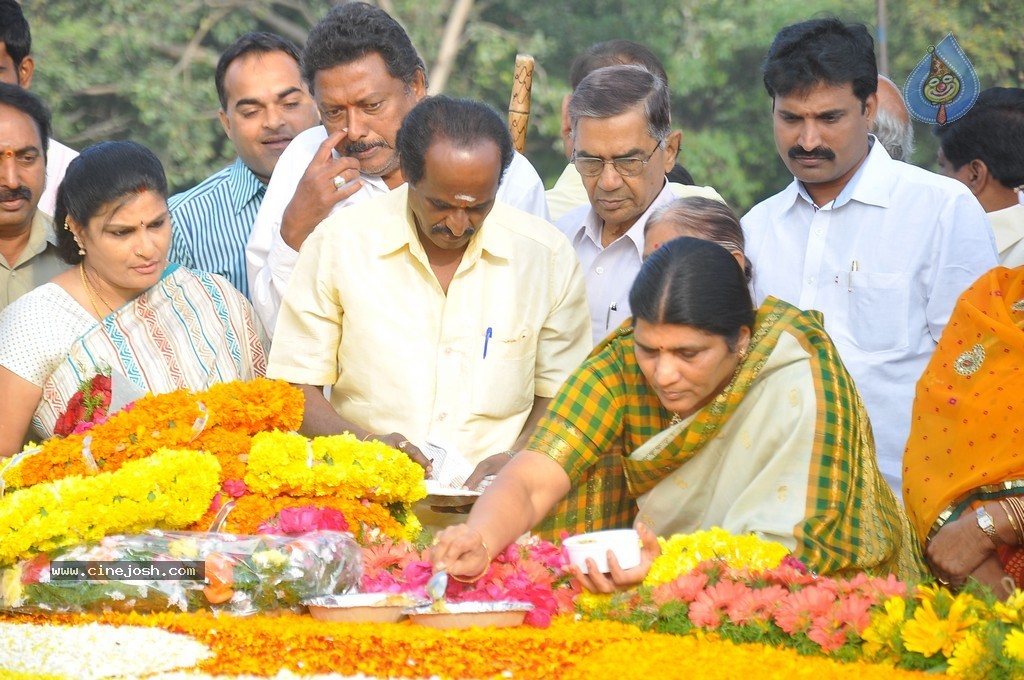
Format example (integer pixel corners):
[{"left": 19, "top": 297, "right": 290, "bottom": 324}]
[{"left": 430, "top": 0, "right": 475, "bottom": 94}]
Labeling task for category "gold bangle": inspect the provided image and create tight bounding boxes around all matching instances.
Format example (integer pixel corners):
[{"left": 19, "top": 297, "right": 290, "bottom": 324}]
[
  {"left": 1000, "top": 500, "right": 1022, "bottom": 545},
  {"left": 450, "top": 539, "right": 490, "bottom": 584},
  {"left": 1008, "top": 497, "right": 1024, "bottom": 545},
  {"left": 362, "top": 433, "right": 375, "bottom": 441}
]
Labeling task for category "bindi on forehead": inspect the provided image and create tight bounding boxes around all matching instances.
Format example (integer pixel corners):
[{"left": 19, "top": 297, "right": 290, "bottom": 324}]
[{"left": 454, "top": 193, "right": 477, "bottom": 202}]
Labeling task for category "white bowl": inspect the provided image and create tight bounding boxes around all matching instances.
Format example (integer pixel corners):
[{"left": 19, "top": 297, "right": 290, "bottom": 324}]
[{"left": 563, "top": 529, "right": 641, "bottom": 574}]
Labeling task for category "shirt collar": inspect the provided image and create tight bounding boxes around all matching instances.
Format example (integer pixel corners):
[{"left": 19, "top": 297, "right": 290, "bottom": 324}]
[
  {"left": 577, "top": 180, "right": 675, "bottom": 257},
  {"left": 374, "top": 184, "right": 514, "bottom": 264},
  {"left": 792, "top": 136, "right": 890, "bottom": 211},
  {"left": 227, "top": 157, "right": 266, "bottom": 215}
]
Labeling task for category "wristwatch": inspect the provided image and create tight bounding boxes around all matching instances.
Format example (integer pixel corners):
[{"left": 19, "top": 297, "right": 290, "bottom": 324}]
[{"left": 976, "top": 506, "right": 1000, "bottom": 546}]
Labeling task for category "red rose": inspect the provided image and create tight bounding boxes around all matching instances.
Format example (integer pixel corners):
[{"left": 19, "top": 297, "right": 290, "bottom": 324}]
[{"left": 54, "top": 396, "right": 86, "bottom": 437}]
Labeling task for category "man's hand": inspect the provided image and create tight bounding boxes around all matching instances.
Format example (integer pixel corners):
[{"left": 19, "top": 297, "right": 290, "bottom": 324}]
[
  {"left": 366, "top": 432, "right": 431, "bottom": 476},
  {"left": 280, "top": 130, "right": 363, "bottom": 250},
  {"left": 464, "top": 451, "right": 514, "bottom": 491}
]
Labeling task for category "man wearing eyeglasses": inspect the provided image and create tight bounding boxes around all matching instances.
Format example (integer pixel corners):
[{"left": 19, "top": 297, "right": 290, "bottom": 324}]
[{"left": 557, "top": 64, "right": 708, "bottom": 345}]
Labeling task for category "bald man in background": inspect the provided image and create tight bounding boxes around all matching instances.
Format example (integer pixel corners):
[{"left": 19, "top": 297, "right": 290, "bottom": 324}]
[{"left": 873, "top": 75, "right": 914, "bottom": 162}]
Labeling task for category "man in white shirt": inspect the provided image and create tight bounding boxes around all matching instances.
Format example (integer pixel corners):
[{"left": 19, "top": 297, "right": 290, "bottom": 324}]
[
  {"left": 936, "top": 87, "right": 1024, "bottom": 267},
  {"left": 267, "top": 96, "right": 590, "bottom": 488},
  {"left": 546, "top": 40, "right": 721, "bottom": 223},
  {"left": 558, "top": 64, "right": 712, "bottom": 345},
  {"left": 246, "top": 3, "right": 548, "bottom": 335},
  {"left": 742, "top": 18, "right": 997, "bottom": 494}
]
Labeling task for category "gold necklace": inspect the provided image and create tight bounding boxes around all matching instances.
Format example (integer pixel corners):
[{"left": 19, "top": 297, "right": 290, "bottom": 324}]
[{"left": 80, "top": 263, "right": 114, "bottom": 319}]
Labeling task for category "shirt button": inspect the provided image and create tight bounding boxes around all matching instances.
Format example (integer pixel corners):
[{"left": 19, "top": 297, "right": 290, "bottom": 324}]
[
  {"left": 807, "top": 277, "right": 815, "bottom": 284},
  {"left": 815, "top": 228, "right": 823, "bottom": 235},
  {"left": 437, "top": 412, "right": 447, "bottom": 421},
  {"left": 444, "top": 347, "right": 453, "bottom": 355},
  {"left": 595, "top": 266, "right": 605, "bottom": 275}
]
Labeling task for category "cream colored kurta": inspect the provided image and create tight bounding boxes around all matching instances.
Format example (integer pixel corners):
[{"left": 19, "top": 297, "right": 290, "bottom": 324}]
[
  {"left": 989, "top": 203, "right": 1024, "bottom": 268},
  {"left": 633, "top": 331, "right": 816, "bottom": 551},
  {"left": 267, "top": 185, "right": 591, "bottom": 466}
]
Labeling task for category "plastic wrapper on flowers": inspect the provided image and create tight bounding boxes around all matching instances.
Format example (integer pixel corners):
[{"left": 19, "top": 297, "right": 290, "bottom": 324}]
[{"left": 0, "top": 529, "right": 362, "bottom": 616}]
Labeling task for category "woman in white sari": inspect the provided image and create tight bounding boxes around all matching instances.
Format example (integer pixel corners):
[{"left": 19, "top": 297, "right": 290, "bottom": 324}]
[
  {"left": 0, "top": 141, "right": 266, "bottom": 454},
  {"left": 431, "top": 237, "right": 924, "bottom": 584}
]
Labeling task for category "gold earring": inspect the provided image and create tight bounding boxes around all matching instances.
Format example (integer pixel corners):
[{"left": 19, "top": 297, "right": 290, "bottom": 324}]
[{"left": 63, "top": 219, "right": 71, "bottom": 232}]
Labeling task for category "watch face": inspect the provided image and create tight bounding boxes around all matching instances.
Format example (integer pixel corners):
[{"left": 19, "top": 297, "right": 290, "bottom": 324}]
[{"left": 977, "top": 507, "right": 996, "bottom": 532}]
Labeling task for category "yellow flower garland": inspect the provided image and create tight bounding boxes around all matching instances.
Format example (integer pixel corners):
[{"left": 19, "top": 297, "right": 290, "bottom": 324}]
[
  {"left": 644, "top": 527, "right": 791, "bottom": 586},
  {"left": 3, "top": 378, "right": 301, "bottom": 490},
  {"left": 0, "top": 449, "right": 220, "bottom": 567},
  {"left": 244, "top": 431, "right": 427, "bottom": 505}
]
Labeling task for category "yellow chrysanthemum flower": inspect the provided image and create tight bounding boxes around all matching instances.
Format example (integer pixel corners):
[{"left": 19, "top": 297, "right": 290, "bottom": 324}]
[
  {"left": 994, "top": 591, "right": 1024, "bottom": 624},
  {"left": 947, "top": 631, "right": 989, "bottom": 680},
  {"left": 862, "top": 596, "right": 907, "bottom": 660},
  {"left": 1004, "top": 628, "right": 1024, "bottom": 662},
  {"left": 902, "top": 596, "right": 979, "bottom": 658}
]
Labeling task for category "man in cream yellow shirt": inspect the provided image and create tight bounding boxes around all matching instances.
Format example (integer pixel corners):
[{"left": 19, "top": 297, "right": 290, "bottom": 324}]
[{"left": 267, "top": 96, "right": 590, "bottom": 490}]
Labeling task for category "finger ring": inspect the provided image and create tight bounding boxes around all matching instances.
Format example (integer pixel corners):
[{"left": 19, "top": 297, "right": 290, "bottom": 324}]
[
  {"left": 398, "top": 440, "right": 409, "bottom": 450},
  {"left": 333, "top": 174, "right": 346, "bottom": 190}
]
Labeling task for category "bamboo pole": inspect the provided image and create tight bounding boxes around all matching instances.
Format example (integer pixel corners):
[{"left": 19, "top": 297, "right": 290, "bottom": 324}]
[{"left": 508, "top": 54, "right": 535, "bottom": 154}]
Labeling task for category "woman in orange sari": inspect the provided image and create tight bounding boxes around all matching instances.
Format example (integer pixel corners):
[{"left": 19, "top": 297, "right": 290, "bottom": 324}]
[{"left": 903, "top": 266, "right": 1024, "bottom": 595}]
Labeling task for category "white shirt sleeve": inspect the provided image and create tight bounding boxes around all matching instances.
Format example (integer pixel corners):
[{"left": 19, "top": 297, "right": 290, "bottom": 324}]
[
  {"left": 246, "top": 129, "right": 324, "bottom": 336},
  {"left": 498, "top": 151, "right": 550, "bottom": 222}
]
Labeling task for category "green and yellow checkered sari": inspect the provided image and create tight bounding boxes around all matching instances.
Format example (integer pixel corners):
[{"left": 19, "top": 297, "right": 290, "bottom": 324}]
[{"left": 529, "top": 297, "right": 924, "bottom": 580}]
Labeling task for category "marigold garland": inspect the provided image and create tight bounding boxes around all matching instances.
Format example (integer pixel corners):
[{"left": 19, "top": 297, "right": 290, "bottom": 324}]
[
  {"left": 197, "top": 493, "right": 414, "bottom": 542},
  {"left": 2, "top": 379, "right": 301, "bottom": 490},
  {"left": 0, "top": 449, "right": 220, "bottom": 567},
  {"left": 244, "top": 431, "right": 427, "bottom": 505},
  {"left": 0, "top": 612, "right": 933, "bottom": 679}
]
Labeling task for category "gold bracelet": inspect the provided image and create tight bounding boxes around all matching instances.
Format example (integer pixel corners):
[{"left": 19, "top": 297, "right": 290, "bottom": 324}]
[
  {"left": 450, "top": 539, "right": 490, "bottom": 584},
  {"left": 1000, "top": 500, "right": 1023, "bottom": 545},
  {"left": 1008, "top": 497, "right": 1024, "bottom": 545},
  {"left": 361, "top": 433, "right": 375, "bottom": 441}
]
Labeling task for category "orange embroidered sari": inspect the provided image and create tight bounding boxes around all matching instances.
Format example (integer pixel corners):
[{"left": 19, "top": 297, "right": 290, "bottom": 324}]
[{"left": 903, "top": 267, "right": 1024, "bottom": 582}]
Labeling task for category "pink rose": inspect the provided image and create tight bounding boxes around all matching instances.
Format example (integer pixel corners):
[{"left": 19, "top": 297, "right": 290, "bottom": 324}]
[{"left": 222, "top": 479, "right": 248, "bottom": 498}]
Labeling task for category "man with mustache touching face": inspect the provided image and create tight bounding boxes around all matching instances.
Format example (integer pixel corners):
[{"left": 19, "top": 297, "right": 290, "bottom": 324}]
[
  {"left": 742, "top": 18, "right": 997, "bottom": 495},
  {"left": 246, "top": 2, "right": 548, "bottom": 336}
]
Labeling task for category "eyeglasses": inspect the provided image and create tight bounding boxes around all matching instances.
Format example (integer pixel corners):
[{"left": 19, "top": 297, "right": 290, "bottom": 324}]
[{"left": 571, "top": 140, "right": 663, "bottom": 177}]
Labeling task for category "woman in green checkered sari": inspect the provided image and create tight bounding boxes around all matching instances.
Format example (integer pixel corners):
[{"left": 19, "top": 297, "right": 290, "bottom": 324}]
[{"left": 431, "top": 237, "right": 925, "bottom": 586}]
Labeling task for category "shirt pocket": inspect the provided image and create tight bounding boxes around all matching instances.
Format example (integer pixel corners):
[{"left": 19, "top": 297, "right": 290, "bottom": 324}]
[
  {"left": 470, "top": 327, "right": 536, "bottom": 418},
  {"left": 848, "top": 271, "right": 910, "bottom": 353}
]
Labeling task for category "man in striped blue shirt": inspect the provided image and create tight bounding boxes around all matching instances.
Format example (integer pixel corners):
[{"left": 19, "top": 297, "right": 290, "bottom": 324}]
[{"left": 168, "top": 32, "right": 319, "bottom": 297}]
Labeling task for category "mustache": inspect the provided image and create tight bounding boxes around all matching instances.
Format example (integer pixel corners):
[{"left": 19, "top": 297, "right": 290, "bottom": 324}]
[
  {"left": 788, "top": 147, "right": 835, "bottom": 161},
  {"left": 344, "top": 140, "right": 388, "bottom": 155},
  {"left": 431, "top": 223, "right": 475, "bottom": 239},
  {"left": 0, "top": 185, "right": 32, "bottom": 202}
]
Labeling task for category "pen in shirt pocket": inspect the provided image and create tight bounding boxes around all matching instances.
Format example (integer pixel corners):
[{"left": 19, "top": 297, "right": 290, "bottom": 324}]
[
  {"left": 483, "top": 326, "right": 493, "bottom": 359},
  {"left": 848, "top": 260, "right": 858, "bottom": 293},
  {"left": 606, "top": 302, "right": 618, "bottom": 330}
]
